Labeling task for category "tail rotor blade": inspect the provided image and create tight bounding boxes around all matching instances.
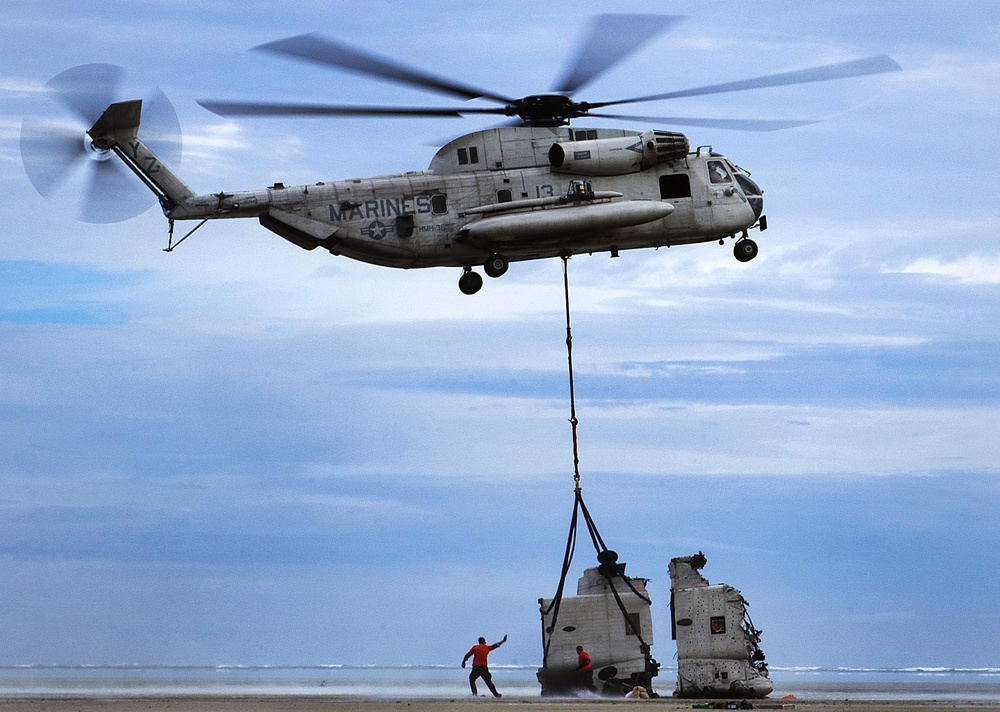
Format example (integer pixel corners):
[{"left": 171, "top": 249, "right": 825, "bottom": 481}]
[
  {"left": 140, "top": 86, "right": 183, "bottom": 167},
  {"left": 20, "top": 119, "right": 88, "bottom": 196},
  {"left": 80, "top": 157, "right": 154, "bottom": 224},
  {"left": 46, "top": 63, "right": 124, "bottom": 125},
  {"left": 20, "top": 64, "right": 184, "bottom": 224}
]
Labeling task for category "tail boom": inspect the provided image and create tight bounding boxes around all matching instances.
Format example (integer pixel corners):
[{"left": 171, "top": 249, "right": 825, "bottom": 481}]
[{"left": 88, "top": 100, "right": 195, "bottom": 215}]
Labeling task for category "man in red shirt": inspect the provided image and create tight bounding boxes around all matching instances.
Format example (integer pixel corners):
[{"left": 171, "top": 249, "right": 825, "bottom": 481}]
[
  {"left": 461, "top": 634, "right": 507, "bottom": 697},
  {"left": 576, "top": 645, "right": 595, "bottom": 692}
]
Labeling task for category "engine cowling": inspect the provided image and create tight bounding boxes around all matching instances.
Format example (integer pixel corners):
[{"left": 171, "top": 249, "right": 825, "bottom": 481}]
[{"left": 549, "top": 130, "right": 689, "bottom": 176}]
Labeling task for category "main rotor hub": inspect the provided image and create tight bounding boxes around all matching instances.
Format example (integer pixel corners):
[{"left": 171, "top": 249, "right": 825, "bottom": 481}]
[{"left": 511, "top": 94, "right": 589, "bottom": 127}]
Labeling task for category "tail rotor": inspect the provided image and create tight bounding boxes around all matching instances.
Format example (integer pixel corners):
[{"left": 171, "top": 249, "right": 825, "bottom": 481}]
[{"left": 20, "top": 63, "right": 183, "bottom": 224}]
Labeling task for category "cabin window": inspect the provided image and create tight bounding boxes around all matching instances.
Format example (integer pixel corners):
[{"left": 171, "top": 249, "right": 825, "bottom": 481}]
[
  {"left": 396, "top": 214, "right": 415, "bottom": 239},
  {"left": 431, "top": 194, "right": 448, "bottom": 214},
  {"left": 457, "top": 146, "right": 480, "bottom": 165},
  {"left": 708, "top": 160, "right": 732, "bottom": 184},
  {"left": 659, "top": 173, "right": 691, "bottom": 199},
  {"left": 496, "top": 189, "right": 512, "bottom": 203},
  {"left": 625, "top": 613, "right": 641, "bottom": 637},
  {"left": 571, "top": 129, "right": 598, "bottom": 140},
  {"left": 710, "top": 616, "right": 727, "bottom": 634}
]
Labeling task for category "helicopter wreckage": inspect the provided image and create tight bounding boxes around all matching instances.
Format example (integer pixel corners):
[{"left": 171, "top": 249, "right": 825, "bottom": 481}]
[
  {"left": 536, "top": 551, "right": 772, "bottom": 699},
  {"left": 670, "top": 553, "right": 773, "bottom": 698},
  {"left": 21, "top": 15, "right": 900, "bottom": 294}
]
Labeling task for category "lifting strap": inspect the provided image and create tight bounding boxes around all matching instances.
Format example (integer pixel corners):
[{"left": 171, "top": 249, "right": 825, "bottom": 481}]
[
  {"left": 563, "top": 256, "right": 582, "bottom": 492},
  {"left": 541, "top": 257, "right": 653, "bottom": 671}
]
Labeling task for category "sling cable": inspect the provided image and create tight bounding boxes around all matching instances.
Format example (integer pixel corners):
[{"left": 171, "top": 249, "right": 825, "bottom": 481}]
[{"left": 537, "top": 256, "right": 659, "bottom": 696}]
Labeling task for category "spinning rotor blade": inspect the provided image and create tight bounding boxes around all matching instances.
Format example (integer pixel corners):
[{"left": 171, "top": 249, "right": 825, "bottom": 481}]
[
  {"left": 198, "top": 100, "right": 508, "bottom": 119},
  {"left": 21, "top": 64, "right": 124, "bottom": 198},
  {"left": 81, "top": 156, "right": 152, "bottom": 224},
  {"left": 553, "top": 14, "right": 683, "bottom": 95},
  {"left": 254, "top": 33, "right": 516, "bottom": 104},
  {"left": 48, "top": 63, "right": 124, "bottom": 125},
  {"left": 593, "top": 55, "right": 902, "bottom": 108},
  {"left": 20, "top": 64, "right": 183, "bottom": 224},
  {"left": 20, "top": 120, "right": 88, "bottom": 197},
  {"left": 589, "top": 113, "right": 820, "bottom": 132},
  {"left": 140, "top": 87, "right": 183, "bottom": 168},
  {"left": 202, "top": 19, "right": 902, "bottom": 131}
]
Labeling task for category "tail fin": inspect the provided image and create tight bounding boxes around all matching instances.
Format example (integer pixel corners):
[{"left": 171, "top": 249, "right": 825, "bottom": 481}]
[{"left": 88, "top": 100, "right": 195, "bottom": 213}]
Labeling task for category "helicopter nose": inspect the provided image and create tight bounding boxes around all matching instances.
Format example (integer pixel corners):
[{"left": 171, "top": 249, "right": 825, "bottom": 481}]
[{"left": 735, "top": 174, "right": 763, "bottom": 219}]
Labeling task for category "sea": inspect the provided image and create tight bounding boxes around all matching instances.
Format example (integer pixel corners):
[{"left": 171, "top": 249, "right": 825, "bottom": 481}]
[{"left": 1, "top": 665, "right": 999, "bottom": 702}]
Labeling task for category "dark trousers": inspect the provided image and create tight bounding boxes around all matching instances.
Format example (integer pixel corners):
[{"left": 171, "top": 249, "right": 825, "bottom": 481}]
[{"left": 469, "top": 665, "right": 500, "bottom": 697}]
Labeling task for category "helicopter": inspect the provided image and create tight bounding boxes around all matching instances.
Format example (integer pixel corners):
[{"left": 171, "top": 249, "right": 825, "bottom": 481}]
[{"left": 21, "top": 15, "right": 900, "bottom": 294}]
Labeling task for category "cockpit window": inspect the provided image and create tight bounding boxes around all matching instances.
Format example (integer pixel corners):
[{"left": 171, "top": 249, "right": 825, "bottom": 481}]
[{"left": 708, "top": 160, "right": 732, "bottom": 184}]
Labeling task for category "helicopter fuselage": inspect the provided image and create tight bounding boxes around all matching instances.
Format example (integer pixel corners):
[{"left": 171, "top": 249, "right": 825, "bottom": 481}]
[
  {"left": 172, "top": 126, "right": 764, "bottom": 270},
  {"left": 92, "top": 103, "right": 765, "bottom": 293}
]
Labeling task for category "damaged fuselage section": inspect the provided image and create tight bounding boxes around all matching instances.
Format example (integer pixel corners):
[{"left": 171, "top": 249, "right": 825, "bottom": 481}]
[
  {"left": 669, "top": 553, "right": 773, "bottom": 699},
  {"left": 538, "top": 565, "right": 659, "bottom": 696}
]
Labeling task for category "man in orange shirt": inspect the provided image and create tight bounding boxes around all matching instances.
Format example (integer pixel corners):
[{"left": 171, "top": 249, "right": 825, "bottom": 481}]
[
  {"left": 576, "top": 645, "right": 595, "bottom": 692},
  {"left": 462, "top": 634, "right": 507, "bottom": 697}
]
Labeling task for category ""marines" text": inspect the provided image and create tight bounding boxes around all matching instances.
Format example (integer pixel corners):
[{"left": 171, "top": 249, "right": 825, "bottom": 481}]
[{"left": 330, "top": 196, "right": 435, "bottom": 221}]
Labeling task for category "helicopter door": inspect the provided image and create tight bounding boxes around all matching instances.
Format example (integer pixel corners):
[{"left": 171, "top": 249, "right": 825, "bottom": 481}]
[
  {"left": 658, "top": 171, "right": 694, "bottom": 231},
  {"left": 692, "top": 159, "right": 736, "bottom": 231}
]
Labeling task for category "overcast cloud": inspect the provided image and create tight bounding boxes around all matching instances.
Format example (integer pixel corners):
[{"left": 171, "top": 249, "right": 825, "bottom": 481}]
[{"left": 0, "top": 0, "right": 998, "bottom": 672}]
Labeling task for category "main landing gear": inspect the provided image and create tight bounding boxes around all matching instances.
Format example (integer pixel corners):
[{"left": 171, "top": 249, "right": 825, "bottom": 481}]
[
  {"left": 734, "top": 238, "right": 758, "bottom": 263},
  {"left": 484, "top": 252, "right": 509, "bottom": 278},
  {"left": 459, "top": 268, "right": 483, "bottom": 295},
  {"left": 458, "top": 252, "right": 509, "bottom": 294}
]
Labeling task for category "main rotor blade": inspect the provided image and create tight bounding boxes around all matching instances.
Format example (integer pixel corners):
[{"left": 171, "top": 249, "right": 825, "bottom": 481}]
[
  {"left": 595, "top": 55, "right": 902, "bottom": 108},
  {"left": 589, "top": 113, "right": 820, "bottom": 132},
  {"left": 554, "top": 14, "right": 683, "bottom": 95},
  {"left": 198, "top": 100, "right": 510, "bottom": 118},
  {"left": 254, "top": 33, "right": 516, "bottom": 104}
]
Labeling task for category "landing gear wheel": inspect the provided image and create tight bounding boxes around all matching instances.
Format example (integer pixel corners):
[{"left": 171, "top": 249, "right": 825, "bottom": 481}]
[
  {"left": 484, "top": 253, "right": 509, "bottom": 278},
  {"left": 734, "top": 238, "right": 759, "bottom": 263},
  {"left": 459, "top": 270, "right": 483, "bottom": 295}
]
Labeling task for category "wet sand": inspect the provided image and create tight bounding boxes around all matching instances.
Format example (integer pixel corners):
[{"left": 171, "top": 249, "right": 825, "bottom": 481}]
[{"left": 0, "top": 698, "right": 998, "bottom": 712}]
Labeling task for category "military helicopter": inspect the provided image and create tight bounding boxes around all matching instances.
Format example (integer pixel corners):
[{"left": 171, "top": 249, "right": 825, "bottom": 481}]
[{"left": 21, "top": 15, "right": 900, "bottom": 294}]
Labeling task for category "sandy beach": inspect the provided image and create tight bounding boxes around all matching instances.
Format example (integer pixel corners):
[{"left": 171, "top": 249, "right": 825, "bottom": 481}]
[{"left": 1, "top": 698, "right": 999, "bottom": 712}]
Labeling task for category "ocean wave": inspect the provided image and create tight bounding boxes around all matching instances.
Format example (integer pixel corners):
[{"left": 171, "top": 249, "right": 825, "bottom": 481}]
[
  {"left": 770, "top": 666, "right": 1000, "bottom": 676},
  {"left": 2, "top": 664, "right": 998, "bottom": 675}
]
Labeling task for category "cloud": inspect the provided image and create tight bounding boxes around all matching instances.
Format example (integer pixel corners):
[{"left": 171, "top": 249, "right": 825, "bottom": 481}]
[
  {"left": 895, "top": 54, "right": 1000, "bottom": 108},
  {"left": 892, "top": 255, "right": 1000, "bottom": 285},
  {"left": 0, "top": 77, "right": 46, "bottom": 96}
]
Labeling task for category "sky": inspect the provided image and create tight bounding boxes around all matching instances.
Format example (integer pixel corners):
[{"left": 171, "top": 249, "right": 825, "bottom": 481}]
[{"left": 1, "top": 0, "right": 999, "bottom": 674}]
